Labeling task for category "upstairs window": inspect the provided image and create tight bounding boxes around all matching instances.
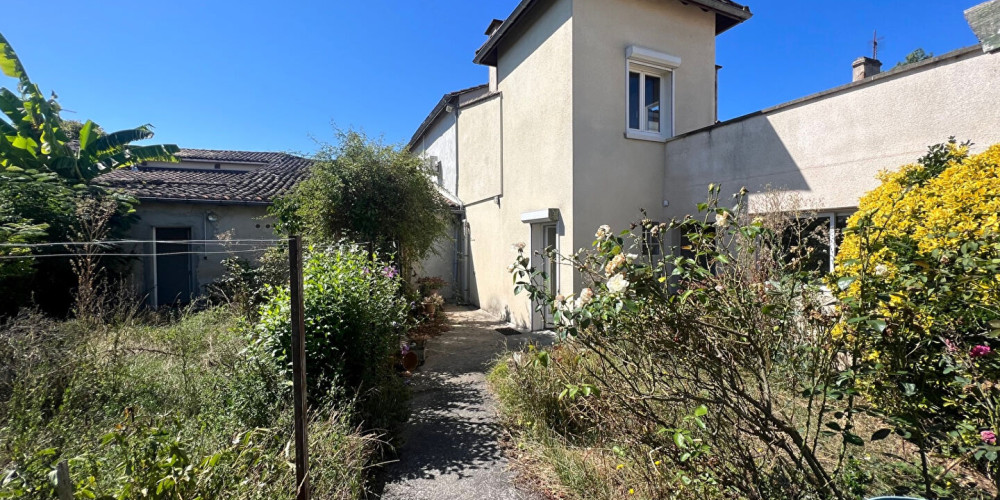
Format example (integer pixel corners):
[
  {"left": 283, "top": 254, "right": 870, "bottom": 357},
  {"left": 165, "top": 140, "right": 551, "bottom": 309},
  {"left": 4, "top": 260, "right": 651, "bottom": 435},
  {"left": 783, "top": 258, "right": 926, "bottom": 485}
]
[{"left": 626, "top": 46, "right": 679, "bottom": 142}]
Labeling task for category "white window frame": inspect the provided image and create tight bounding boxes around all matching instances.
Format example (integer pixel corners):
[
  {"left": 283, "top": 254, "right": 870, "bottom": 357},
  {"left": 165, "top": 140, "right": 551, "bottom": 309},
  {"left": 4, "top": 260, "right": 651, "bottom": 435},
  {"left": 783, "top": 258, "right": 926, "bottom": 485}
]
[
  {"left": 625, "top": 45, "right": 679, "bottom": 142},
  {"left": 819, "top": 211, "right": 855, "bottom": 273}
]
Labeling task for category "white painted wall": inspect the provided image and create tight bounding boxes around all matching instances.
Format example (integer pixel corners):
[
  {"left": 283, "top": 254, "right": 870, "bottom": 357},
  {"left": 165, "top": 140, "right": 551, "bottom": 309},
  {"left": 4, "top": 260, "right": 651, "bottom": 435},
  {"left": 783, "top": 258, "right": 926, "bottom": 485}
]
[
  {"left": 413, "top": 111, "right": 459, "bottom": 196},
  {"left": 456, "top": 0, "right": 575, "bottom": 328},
  {"left": 663, "top": 47, "right": 1000, "bottom": 221},
  {"left": 572, "top": 0, "right": 718, "bottom": 266}
]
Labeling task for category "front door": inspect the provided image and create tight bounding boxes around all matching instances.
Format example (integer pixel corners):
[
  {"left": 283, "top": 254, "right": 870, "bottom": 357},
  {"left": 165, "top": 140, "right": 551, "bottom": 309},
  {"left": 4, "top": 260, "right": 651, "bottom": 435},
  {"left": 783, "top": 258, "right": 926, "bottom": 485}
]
[{"left": 155, "top": 227, "right": 193, "bottom": 306}]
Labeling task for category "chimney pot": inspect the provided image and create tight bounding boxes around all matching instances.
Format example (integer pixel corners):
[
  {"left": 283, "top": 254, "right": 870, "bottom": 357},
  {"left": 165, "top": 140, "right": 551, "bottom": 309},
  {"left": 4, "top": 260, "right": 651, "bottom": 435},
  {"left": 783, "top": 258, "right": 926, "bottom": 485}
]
[
  {"left": 485, "top": 19, "right": 504, "bottom": 37},
  {"left": 852, "top": 57, "right": 882, "bottom": 82}
]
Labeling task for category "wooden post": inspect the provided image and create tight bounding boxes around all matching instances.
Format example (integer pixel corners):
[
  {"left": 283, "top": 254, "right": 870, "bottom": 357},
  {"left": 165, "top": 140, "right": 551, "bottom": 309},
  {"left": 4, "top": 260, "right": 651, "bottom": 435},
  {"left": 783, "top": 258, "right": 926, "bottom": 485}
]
[
  {"left": 288, "top": 235, "right": 310, "bottom": 500},
  {"left": 55, "top": 461, "right": 72, "bottom": 500}
]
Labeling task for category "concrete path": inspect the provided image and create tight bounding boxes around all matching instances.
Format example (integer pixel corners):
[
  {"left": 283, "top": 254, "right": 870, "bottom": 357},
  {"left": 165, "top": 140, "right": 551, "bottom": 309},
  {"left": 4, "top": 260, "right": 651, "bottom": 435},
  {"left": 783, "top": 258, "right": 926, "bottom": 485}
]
[{"left": 380, "top": 306, "right": 551, "bottom": 500}]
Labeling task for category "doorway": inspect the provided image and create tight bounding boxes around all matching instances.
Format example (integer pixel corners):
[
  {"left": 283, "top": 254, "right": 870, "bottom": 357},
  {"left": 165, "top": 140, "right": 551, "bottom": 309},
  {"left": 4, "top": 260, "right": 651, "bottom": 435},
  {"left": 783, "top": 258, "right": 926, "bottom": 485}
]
[
  {"left": 154, "top": 227, "right": 193, "bottom": 306},
  {"left": 542, "top": 224, "right": 558, "bottom": 328}
]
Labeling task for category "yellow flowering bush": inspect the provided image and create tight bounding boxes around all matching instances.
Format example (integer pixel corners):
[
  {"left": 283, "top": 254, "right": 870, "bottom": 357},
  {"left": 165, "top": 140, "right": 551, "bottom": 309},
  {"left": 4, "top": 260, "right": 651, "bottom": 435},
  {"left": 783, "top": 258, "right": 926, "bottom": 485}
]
[{"left": 832, "top": 140, "right": 1000, "bottom": 495}]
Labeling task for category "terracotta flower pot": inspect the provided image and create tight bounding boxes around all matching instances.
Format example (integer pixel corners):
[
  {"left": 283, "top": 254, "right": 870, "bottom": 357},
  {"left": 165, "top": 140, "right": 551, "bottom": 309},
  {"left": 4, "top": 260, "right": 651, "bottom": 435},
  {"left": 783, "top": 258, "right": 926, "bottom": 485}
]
[{"left": 423, "top": 302, "right": 436, "bottom": 317}]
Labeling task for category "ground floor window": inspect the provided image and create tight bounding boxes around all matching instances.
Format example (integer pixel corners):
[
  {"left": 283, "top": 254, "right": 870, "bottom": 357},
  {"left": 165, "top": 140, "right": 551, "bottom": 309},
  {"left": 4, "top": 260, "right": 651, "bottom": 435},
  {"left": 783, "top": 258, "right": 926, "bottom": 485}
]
[{"left": 781, "top": 211, "right": 853, "bottom": 273}]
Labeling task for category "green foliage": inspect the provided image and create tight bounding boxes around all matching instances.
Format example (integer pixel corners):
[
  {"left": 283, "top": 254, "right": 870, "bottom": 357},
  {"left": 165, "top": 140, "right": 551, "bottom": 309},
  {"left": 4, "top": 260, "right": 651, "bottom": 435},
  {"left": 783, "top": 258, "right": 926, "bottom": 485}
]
[
  {"left": 209, "top": 247, "right": 290, "bottom": 320},
  {"left": 255, "top": 243, "right": 411, "bottom": 432},
  {"left": 271, "top": 129, "right": 451, "bottom": 278},
  {"left": 0, "top": 32, "right": 179, "bottom": 183},
  {"left": 501, "top": 179, "right": 1000, "bottom": 498},
  {"left": 895, "top": 48, "right": 933, "bottom": 68},
  {"left": 831, "top": 141, "right": 1000, "bottom": 496},
  {"left": 0, "top": 307, "right": 376, "bottom": 499},
  {"left": 0, "top": 31, "right": 179, "bottom": 316}
]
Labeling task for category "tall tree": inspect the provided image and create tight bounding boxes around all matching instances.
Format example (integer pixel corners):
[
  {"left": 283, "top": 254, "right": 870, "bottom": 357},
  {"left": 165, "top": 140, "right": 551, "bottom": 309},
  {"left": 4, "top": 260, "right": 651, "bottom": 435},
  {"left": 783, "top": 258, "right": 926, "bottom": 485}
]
[
  {"left": 272, "top": 129, "right": 452, "bottom": 279},
  {"left": 894, "top": 48, "right": 933, "bottom": 68},
  {"left": 0, "top": 31, "right": 179, "bottom": 315}
]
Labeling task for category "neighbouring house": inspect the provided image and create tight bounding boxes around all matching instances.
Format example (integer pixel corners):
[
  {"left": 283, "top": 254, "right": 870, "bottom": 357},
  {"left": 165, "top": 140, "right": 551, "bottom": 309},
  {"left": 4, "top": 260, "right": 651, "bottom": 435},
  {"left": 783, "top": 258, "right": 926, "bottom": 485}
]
[
  {"left": 96, "top": 149, "right": 311, "bottom": 306},
  {"left": 409, "top": 0, "right": 1000, "bottom": 330}
]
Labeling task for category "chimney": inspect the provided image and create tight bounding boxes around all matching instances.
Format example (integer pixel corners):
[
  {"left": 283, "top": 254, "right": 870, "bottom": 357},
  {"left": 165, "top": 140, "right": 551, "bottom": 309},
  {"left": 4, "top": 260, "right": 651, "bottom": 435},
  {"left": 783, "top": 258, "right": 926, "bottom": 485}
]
[
  {"left": 485, "top": 19, "right": 504, "bottom": 91},
  {"left": 852, "top": 57, "right": 882, "bottom": 81},
  {"left": 485, "top": 19, "right": 504, "bottom": 37}
]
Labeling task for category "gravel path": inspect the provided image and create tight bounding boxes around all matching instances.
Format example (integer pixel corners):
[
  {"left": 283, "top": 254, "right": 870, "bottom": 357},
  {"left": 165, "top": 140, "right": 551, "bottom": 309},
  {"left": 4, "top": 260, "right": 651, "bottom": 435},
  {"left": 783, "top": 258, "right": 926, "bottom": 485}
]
[{"left": 380, "top": 307, "right": 550, "bottom": 500}]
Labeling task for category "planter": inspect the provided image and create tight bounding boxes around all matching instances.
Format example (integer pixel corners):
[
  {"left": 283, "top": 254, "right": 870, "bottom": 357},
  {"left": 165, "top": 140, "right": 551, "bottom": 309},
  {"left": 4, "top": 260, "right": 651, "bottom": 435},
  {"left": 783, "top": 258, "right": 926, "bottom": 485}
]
[
  {"left": 411, "top": 340, "right": 427, "bottom": 366},
  {"left": 423, "top": 302, "right": 437, "bottom": 317}
]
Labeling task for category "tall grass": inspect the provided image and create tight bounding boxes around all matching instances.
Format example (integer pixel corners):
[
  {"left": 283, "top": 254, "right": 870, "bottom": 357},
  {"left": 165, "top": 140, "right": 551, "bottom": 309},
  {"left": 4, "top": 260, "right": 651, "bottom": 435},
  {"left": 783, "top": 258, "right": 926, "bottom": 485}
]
[
  {"left": 489, "top": 344, "right": 993, "bottom": 499},
  {"left": 0, "top": 307, "right": 377, "bottom": 499}
]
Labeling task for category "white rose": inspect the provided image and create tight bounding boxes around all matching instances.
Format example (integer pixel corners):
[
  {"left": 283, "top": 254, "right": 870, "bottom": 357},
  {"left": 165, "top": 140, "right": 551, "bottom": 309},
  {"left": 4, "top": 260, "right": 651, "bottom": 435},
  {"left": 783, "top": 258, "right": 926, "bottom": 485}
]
[
  {"left": 607, "top": 274, "right": 630, "bottom": 294},
  {"left": 715, "top": 212, "right": 731, "bottom": 229},
  {"left": 595, "top": 225, "right": 612, "bottom": 240},
  {"left": 875, "top": 264, "right": 888, "bottom": 276}
]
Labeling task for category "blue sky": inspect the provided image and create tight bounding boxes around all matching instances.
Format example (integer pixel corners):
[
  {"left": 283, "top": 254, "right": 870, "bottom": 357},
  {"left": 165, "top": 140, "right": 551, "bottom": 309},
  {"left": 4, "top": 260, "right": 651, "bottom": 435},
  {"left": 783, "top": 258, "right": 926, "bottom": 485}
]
[{"left": 2, "top": 1, "right": 981, "bottom": 155}]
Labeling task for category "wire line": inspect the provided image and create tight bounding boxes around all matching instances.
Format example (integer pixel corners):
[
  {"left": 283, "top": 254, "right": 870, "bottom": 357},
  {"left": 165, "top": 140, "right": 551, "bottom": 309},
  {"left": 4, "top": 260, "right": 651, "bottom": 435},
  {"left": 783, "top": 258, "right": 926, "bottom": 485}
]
[
  {"left": 0, "top": 238, "right": 290, "bottom": 248},
  {"left": 0, "top": 248, "right": 277, "bottom": 260}
]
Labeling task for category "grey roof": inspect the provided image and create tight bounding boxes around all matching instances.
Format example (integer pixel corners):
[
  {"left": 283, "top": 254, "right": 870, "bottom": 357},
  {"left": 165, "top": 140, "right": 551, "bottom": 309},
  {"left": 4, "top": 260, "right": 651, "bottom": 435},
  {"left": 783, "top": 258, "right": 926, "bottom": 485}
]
[
  {"left": 407, "top": 84, "right": 490, "bottom": 151},
  {"left": 473, "top": 0, "right": 753, "bottom": 66},
  {"left": 95, "top": 149, "right": 312, "bottom": 205}
]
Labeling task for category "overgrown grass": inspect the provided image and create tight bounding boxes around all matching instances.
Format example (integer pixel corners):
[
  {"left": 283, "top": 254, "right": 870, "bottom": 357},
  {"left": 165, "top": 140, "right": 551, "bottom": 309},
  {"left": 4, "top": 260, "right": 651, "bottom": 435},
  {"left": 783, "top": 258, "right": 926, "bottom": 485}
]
[
  {"left": 0, "top": 307, "right": 379, "bottom": 499},
  {"left": 489, "top": 343, "right": 992, "bottom": 500}
]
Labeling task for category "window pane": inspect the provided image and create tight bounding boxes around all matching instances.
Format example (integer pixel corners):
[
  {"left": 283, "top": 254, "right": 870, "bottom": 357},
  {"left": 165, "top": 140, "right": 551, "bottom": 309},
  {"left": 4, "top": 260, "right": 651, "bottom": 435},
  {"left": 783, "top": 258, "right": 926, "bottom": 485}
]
[
  {"left": 835, "top": 214, "right": 850, "bottom": 251},
  {"left": 628, "top": 71, "right": 640, "bottom": 130},
  {"left": 645, "top": 75, "right": 660, "bottom": 133}
]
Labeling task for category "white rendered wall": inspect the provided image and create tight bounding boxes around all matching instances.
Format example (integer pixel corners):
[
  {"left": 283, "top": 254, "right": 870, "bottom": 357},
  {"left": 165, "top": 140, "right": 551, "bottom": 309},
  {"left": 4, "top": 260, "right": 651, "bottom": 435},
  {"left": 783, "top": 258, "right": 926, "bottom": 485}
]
[{"left": 663, "top": 47, "right": 1000, "bottom": 220}]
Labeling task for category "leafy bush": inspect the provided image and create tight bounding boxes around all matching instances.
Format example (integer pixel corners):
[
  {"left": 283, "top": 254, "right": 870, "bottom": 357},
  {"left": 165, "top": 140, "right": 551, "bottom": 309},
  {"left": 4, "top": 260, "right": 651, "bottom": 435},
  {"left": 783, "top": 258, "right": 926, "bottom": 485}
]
[
  {"left": 832, "top": 140, "right": 1000, "bottom": 496},
  {"left": 500, "top": 180, "right": 994, "bottom": 498},
  {"left": 271, "top": 129, "right": 452, "bottom": 279},
  {"left": 209, "top": 247, "right": 290, "bottom": 320},
  {"left": 255, "top": 243, "right": 410, "bottom": 432}
]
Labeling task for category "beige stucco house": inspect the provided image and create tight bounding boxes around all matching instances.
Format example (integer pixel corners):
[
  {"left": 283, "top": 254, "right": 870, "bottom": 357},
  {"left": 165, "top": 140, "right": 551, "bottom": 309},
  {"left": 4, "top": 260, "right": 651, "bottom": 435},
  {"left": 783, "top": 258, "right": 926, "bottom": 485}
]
[
  {"left": 97, "top": 149, "right": 310, "bottom": 306},
  {"left": 411, "top": 0, "right": 1000, "bottom": 330}
]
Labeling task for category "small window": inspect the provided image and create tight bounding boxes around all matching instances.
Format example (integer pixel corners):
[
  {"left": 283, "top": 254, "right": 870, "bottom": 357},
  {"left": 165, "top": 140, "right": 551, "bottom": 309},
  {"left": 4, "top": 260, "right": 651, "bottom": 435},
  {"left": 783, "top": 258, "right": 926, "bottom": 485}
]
[
  {"left": 625, "top": 46, "right": 678, "bottom": 142},
  {"left": 641, "top": 225, "right": 661, "bottom": 256},
  {"left": 628, "top": 69, "right": 667, "bottom": 136}
]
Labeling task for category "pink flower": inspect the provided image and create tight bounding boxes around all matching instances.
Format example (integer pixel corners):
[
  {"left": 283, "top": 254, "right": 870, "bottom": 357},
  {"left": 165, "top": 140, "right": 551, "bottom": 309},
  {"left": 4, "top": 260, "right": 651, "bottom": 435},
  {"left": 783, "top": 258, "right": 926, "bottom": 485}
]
[
  {"left": 982, "top": 430, "right": 997, "bottom": 445},
  {"left": 943, "top": 338, "right": 958, "bottom": 354},
  {"left": 971, "top": 345, "right": 993, "bottom": 358}
]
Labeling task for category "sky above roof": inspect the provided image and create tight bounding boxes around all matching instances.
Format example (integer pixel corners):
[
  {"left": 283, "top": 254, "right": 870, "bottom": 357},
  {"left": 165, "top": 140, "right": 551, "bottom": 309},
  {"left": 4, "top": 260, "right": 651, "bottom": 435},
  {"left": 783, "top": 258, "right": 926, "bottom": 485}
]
[{"left": 2, "top": 0, "right": 981, "bottom": 156}]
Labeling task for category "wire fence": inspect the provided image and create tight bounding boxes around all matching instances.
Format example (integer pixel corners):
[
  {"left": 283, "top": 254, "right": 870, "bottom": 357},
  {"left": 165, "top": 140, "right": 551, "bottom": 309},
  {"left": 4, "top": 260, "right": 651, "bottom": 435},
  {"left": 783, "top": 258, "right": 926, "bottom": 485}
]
[{"left": 0, "top": 238, "right": 291, "bottom": 260}]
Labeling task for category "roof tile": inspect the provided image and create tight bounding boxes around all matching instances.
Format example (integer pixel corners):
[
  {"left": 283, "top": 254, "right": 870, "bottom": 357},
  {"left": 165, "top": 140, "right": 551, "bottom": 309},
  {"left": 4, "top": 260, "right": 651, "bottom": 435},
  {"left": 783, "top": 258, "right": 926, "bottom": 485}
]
[{"left": 95, "top": 148, "right": 312, "bottom": 204}]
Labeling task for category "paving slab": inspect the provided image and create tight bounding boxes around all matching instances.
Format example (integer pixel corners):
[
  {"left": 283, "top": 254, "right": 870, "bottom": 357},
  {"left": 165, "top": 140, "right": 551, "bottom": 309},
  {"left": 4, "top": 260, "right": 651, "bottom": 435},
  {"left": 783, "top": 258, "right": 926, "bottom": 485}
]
[{"left": 380, "top": 306, "right": 551, "bottom": 500}]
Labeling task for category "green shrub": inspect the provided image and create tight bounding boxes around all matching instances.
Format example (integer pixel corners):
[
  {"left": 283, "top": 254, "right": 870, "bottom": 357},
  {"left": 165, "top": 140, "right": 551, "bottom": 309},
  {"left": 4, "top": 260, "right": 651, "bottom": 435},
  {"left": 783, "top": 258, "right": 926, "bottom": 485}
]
[
  {"left": 832, "top": 141, "right": 1000, "bottom": 496},
  {"left": 501, "top": 182, "right": 996, "bottom": 498},
  {"left": 270, "top": 129, "right": 452, "bottom": 279},
  {"left": 255, "top": 243, "right": 410, "bottom": 432},
  {"left": 209, "top": 247, "right": 290, "bottom": 320}
]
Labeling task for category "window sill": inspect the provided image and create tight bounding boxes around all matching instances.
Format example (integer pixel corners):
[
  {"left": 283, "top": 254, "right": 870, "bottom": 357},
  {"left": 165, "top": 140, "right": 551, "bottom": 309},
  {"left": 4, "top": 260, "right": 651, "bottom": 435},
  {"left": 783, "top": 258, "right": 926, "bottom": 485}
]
[{"left": 625, "top": 129, "right": 670, "bottom": 143}]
